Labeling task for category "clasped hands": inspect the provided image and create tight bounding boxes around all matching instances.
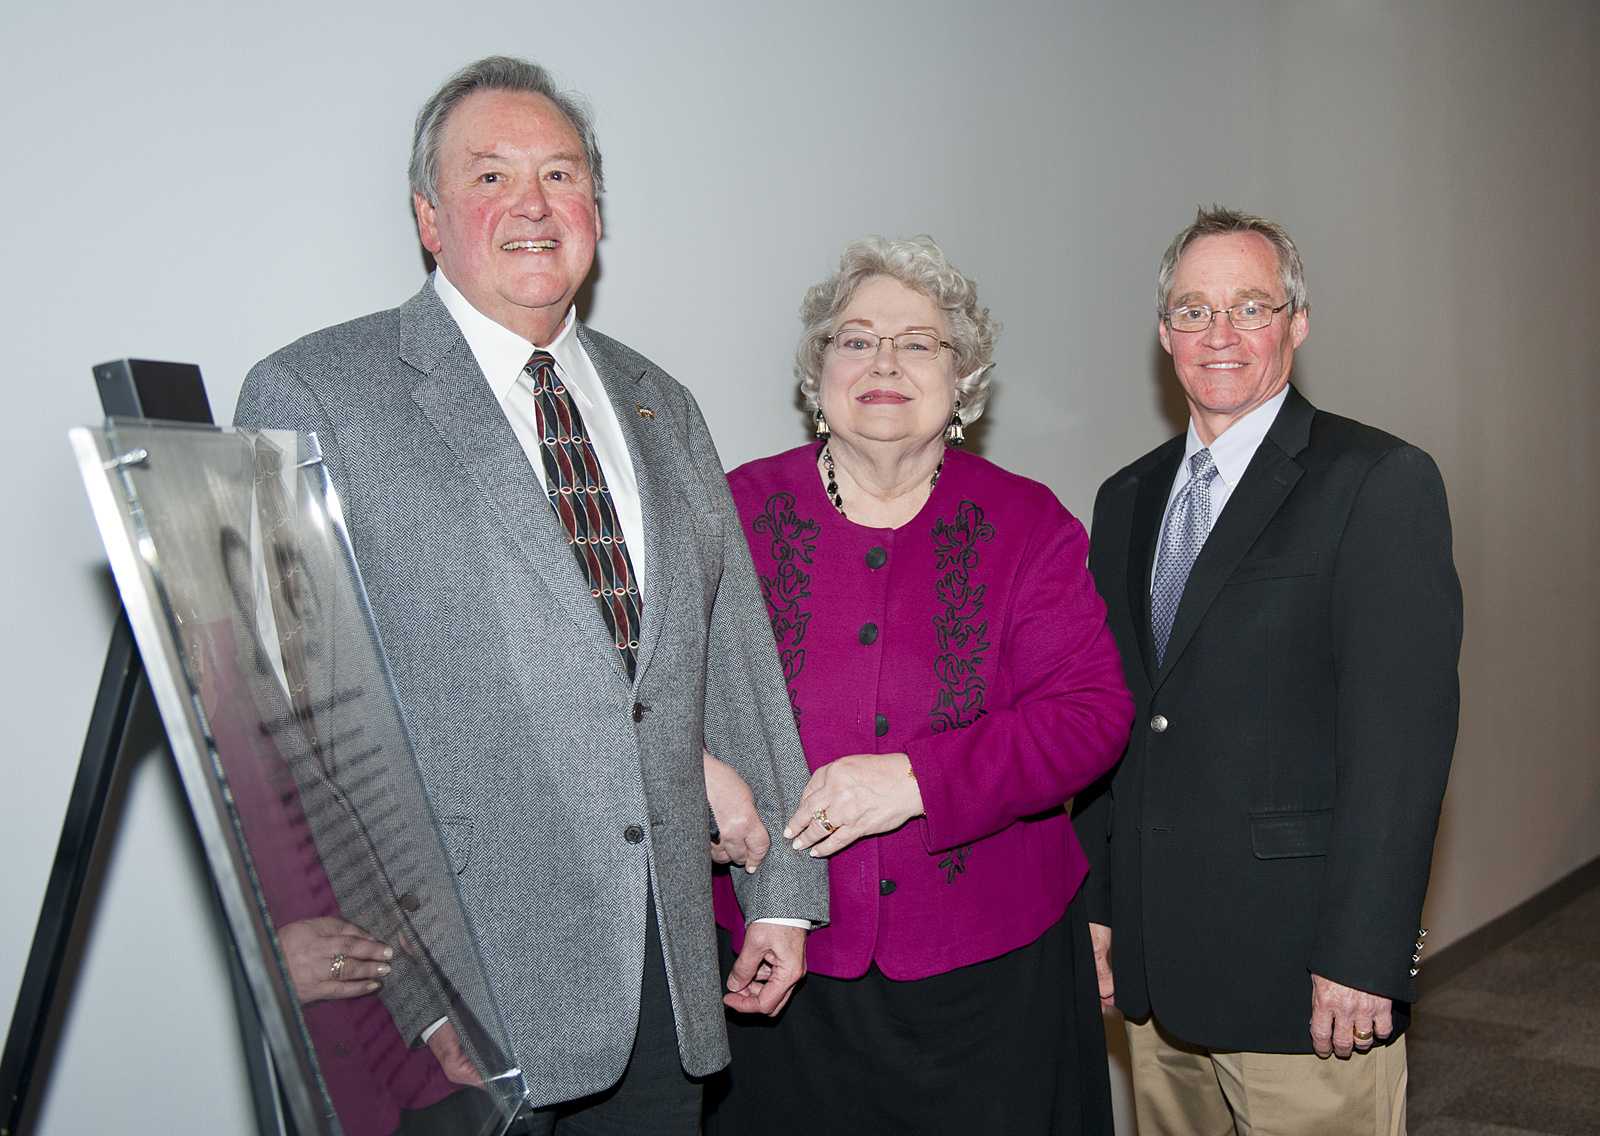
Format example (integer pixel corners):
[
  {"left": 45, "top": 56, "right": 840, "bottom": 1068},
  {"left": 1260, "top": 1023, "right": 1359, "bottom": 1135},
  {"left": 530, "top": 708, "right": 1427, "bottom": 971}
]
[{"left": 705, "top": 751, "right": 923, "bottom": 1015}]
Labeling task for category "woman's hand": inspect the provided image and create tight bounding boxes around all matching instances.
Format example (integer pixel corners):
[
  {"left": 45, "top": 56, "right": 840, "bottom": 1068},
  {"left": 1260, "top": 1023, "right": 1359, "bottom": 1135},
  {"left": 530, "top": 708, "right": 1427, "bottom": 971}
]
[
  {"left": 279, "top": 917, "right": 392, "bottom": 1005},
  {"left": 704, "top": 749, "right": 771, "bottom": 872},
  {"left": 784, "top": 753, "right": 924, "bottom": 857}
]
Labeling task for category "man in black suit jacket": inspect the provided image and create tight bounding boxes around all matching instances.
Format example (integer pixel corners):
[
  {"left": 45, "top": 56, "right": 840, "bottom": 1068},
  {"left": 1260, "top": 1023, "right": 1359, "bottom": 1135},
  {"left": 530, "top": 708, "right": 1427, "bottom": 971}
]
[{"left": 1073, "top": 207, "right": 1461, "bottom": 1133}]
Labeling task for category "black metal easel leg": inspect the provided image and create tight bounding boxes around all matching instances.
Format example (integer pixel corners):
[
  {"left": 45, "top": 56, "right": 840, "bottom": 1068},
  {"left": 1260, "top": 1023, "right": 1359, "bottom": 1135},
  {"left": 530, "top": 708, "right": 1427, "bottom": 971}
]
[
  {"left": 0, "top": 611, "right": 142, "bottom": 1136},
  {"left": 0, "top": 610, "right": 289, "bottom": 1136}
]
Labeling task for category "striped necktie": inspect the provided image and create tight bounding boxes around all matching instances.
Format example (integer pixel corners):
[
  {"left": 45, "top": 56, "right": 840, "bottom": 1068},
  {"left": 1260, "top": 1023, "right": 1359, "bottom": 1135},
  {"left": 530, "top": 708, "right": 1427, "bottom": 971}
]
[{"left": 525, "top": 351, "right": 642, "bottom": 679}]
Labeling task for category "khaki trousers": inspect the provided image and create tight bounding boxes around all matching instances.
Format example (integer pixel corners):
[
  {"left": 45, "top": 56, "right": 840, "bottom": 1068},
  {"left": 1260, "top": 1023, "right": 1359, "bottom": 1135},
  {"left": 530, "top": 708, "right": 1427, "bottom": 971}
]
[{"left": 1125, "top": 1014, "right": 1407, "bottom": 1136}]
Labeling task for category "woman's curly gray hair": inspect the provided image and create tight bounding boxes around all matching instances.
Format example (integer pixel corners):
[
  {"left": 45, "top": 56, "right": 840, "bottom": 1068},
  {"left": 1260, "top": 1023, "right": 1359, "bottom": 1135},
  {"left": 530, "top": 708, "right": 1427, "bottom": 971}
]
[{"left": 795, "top": 235, "right": 999, "bottom": 424}]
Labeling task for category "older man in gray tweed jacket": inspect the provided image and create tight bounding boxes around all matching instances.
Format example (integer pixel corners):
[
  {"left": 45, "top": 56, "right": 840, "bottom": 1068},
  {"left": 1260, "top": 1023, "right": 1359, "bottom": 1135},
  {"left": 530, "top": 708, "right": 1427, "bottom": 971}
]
[{"left": 234, "top": 56, "right": 826, "bottom": 1132}]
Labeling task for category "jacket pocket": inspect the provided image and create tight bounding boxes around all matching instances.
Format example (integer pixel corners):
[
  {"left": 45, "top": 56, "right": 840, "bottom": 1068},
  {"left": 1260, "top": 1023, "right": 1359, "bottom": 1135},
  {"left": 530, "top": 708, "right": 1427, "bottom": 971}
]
[
  {"left": 1249, "top": 808, "right": 1333, "bottom": 859},
  {"left": 1228, "top": 552, "right": 1320, "bottom": 584},
  {"left": 438, "top": 815, "right": 473, "bottom": 874}
]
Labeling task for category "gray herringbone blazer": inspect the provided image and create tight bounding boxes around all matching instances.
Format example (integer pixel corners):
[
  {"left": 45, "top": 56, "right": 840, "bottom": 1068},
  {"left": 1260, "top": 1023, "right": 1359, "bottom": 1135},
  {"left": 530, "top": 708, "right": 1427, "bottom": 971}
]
[{"left": 234, "top": 280, "right": 827, "bottom": 1107}]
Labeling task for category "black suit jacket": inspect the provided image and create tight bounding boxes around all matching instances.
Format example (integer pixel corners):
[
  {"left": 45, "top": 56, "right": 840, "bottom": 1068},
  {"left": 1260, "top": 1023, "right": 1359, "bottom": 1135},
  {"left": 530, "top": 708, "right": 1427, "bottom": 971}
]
[{"left": 1072, "top": 385, "right": 1462, "bottom": 1053}]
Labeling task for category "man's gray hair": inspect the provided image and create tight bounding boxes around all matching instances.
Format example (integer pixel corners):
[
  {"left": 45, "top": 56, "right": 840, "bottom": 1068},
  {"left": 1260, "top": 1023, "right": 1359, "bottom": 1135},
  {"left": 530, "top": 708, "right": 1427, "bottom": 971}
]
[
  {"left": 1156, "top": 206, "right": 1308, "bottom": 319},
  {"left": 795, "top": 235, "right": 999, "bottom": 424},
  {"left": 409, "top": 55, "right": 603, "bottom": 203}
]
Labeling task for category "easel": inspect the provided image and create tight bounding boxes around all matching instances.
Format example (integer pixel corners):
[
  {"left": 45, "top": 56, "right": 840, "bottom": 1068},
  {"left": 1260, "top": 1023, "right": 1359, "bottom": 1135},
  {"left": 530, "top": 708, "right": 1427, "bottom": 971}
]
[{"left": 0, "top": 361, "right": 289, "bottom": 1136}]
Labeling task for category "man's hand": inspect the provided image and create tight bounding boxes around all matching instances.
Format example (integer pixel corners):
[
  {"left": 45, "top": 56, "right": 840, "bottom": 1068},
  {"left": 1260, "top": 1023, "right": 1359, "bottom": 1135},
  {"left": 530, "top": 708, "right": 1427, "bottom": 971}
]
[
  {"left": 1089, "top": 922, "right": 1115, "bottom": 1012},
  {"left": 784, "top": 753, "right": 923, "bottom": 857},
  {"left": 723, "top": 922, "right": 807, "bottom": 1017},
  {"left": 426, "top": 1020, "right": 485, "bottom": 1087},
  {"left": 703, "top": 749, "right": 770, "bottom": 873},
  {"left": 1310, "top": 973, "right": 1394, "bottom": 1058},
  {"left": 279, "top": 917, "right": 392, "bottom": 1005}
]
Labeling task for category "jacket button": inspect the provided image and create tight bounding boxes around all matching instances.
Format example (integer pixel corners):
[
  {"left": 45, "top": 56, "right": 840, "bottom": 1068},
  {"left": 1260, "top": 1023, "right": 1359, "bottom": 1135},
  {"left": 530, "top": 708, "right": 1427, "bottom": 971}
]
[
  {"left": 632, "top": 702, "right": 644, "bottom": 723},
  {"left": 623, "top": 825, "right": 645, "bottom": 844},
  {"left": 875, "top": 713, "right": 889, "bottom": 737},
  {"left": 1150, "top": 715, "right": 1168, "bottom": 733},
  {"left": 398, "top": 893, "right": 420, "bottom": 913},
  {"left": 879, "top": 879, "right": 897, "bottom": 896},
  {"left": 859, "top": 622, "right": 879, "bottom": 645},
  {"left": 865, "top": 546, "right": 888, "bottom": 569}
]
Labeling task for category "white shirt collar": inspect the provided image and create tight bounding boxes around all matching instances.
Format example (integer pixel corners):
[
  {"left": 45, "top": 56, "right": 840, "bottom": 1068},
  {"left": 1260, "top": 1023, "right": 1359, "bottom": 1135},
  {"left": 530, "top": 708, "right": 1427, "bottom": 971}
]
[
  {"left": 431, "top": 268, "right": 582, "bottom": 401},
  {"left": 1183, "top": 384, "right": 1291, "bottom": 490}
]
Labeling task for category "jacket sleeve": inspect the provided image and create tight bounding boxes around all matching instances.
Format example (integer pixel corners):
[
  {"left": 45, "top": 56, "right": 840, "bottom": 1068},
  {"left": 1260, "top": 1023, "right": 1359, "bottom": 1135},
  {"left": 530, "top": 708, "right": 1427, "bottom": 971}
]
[
  {"left": 1308, "top": 445, "right": 1461, "bottom": 1004},
  {"left": 1071, "top": 480, "right": 1127, "bottom": 927},
  {"left": 233, "top": 358, "right": 453, "bottom": 1046},
  {"left": 910, "top": 496, "right": 1135, "bottom": 854},
  {"left": 684, "top": 392, "right": 830, "bottom": 927}
]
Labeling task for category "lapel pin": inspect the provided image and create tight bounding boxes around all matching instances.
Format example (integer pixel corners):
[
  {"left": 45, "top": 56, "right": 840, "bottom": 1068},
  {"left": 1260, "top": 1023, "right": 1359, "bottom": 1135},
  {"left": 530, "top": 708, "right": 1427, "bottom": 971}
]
[{"left": 635, "top": 405, "right": 655, "bottom": 419}]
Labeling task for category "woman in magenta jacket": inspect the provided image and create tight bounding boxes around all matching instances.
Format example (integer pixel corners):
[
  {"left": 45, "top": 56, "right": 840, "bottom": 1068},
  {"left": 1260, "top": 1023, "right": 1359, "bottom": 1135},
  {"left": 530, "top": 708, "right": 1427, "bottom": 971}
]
[{"left": 706, "top": 235, "right": 1133, "bottom": 1134}]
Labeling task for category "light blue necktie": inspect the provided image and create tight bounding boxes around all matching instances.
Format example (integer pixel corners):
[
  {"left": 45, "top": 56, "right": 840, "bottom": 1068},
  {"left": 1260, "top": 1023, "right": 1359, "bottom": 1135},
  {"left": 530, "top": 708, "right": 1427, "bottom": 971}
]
[{"left": 1152, "top": 448, "right": 1219, "bottom": 665}]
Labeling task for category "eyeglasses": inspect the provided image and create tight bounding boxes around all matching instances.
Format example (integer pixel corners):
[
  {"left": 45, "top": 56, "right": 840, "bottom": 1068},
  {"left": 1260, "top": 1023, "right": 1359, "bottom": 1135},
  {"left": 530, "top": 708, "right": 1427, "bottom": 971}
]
[
  {"left": 1163, "top": 299, "right": 1293, "bottom": 333},
  {"left": 827, "top": 329, "right": 952, "bottom": 361}
]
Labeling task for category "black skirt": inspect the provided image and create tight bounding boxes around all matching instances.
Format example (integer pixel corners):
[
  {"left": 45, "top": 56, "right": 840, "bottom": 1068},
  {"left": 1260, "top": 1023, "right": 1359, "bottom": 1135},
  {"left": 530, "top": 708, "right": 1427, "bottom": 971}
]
[{"left": 703, "top": 892, "right": 1113, "bottom": 1136}]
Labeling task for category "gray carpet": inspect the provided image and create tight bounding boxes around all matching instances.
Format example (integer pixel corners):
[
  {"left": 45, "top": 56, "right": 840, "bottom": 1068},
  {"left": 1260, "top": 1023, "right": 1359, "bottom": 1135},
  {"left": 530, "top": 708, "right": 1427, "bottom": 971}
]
[{"left": 1407, "top": 878, "right": 1600, "bottom": 1135}]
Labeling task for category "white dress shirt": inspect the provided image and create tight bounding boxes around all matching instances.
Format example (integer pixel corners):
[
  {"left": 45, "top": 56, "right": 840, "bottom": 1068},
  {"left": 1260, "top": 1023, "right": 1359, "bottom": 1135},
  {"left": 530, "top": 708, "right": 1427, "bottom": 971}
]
[
  {"left": 432, "top": 269, "right": 647, "bottom": 595},
  {"left": 1153, "top": 384, "right": 1290, "bottom": 592},
  {"left": 431, "top": 270, "right": 807, "bottom": 938}
]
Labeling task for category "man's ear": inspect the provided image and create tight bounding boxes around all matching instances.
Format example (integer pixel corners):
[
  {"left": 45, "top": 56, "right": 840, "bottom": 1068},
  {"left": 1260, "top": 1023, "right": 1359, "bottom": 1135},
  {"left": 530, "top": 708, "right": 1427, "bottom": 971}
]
[
  {"left": 1157, "top": 316, "right": 1174, "bottom": 356},
  {"left": 1290, "top": 306, "right": 1309, "bottom": 350},
  {"left": 414, "top": 191, "right": 443, "bottom": 255}
]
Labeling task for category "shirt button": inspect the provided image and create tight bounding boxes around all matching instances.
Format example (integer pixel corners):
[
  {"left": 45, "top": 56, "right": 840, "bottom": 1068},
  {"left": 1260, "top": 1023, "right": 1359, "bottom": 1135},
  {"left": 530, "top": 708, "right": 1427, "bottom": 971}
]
[
  {"left": 859, "top": 623, "right": 879, "bottom": 645},
  {"left": 623, "top": 825, "right": 645, "bottom": 844},
  {"left": 879, "top": 879, "right": 897, "bottom": 896},
  {"left": 875, "top": 714, "right": 889, "bottom": 737},
  {"left": 865, "top": 547, "right": 888, "bottom": 569},
  {"left": 632, "top": 702, "right": 645, "bottom": 723},
  {"left": 1150, "top": 715, "right": 1169, "bottom": 733}
]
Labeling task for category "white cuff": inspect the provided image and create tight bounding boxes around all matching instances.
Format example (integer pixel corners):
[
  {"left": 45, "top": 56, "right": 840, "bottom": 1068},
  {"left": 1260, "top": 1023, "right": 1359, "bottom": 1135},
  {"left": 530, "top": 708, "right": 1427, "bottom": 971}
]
[
  {"left": 752, "top": 917, "right": 812, "bottom": 930},
  {"left": 419, "top": 1016, "right": 448, "bottom": 1043}
]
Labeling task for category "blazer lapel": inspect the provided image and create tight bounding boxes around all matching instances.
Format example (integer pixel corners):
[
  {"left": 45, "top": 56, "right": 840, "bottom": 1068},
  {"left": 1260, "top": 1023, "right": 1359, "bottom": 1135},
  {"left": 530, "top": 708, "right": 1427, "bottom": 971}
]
[
  {"left": 577, "top": 325, "right": 683, "bottom": 687},
  {"left": 1127, "top": 440, "right": 1185, "bottom": 684},
  {"left": 401, "top": 293, "right": 628, "bottom": 679},
  {"left": 1154, "top": 386, "right": 1315, "bottom": 687}
]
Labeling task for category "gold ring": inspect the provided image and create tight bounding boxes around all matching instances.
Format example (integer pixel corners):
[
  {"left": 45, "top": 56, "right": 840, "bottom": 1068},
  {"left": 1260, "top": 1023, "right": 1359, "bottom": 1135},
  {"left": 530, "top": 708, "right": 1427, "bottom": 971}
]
[
  {"left": 331, "top": 953, "right": 347, "bottom": 981},
  {"left": 812, "top": 808, "right": 835, "bottom": 834},
  {"left": 1353, "top": 1028, "right": 1374, "bottom": 1042}
]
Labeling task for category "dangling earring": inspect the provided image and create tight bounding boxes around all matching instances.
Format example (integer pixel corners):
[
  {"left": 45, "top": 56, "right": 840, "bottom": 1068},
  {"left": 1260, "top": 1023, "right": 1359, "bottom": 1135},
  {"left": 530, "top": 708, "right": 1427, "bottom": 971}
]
[
  {"left": 814, "top": 409, "right": 831, "bottom": 439},
  {"left": 945, "top": 401, "right": 966, "bottom": 446}
]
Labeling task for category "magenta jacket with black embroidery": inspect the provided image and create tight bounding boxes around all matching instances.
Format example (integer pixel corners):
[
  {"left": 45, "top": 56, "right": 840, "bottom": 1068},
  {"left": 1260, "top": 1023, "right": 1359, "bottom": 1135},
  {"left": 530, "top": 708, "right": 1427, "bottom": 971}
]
[{"left": 713, "top": 444, "right": 1134, "bottom": 979}]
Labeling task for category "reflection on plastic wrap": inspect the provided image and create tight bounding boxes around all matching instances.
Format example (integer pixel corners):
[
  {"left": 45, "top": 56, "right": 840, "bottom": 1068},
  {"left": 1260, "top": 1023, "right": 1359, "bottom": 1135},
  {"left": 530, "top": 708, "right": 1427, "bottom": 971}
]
[{"left": 70, "top": 422, "right": 524, "bottom": 1136}]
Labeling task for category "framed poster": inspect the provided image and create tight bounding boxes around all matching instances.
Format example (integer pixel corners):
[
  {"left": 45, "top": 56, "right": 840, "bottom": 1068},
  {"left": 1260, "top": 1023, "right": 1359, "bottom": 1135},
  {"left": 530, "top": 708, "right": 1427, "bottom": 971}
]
[{"left": 70, "top": 421, "right": 524, "bottom": 1136}]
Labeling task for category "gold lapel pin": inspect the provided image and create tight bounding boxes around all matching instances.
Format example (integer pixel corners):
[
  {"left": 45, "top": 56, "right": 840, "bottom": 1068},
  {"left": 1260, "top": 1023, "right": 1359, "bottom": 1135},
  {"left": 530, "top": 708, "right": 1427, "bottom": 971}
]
[{"left": 635, "top": 405, "right": 655, "bottom": 419}]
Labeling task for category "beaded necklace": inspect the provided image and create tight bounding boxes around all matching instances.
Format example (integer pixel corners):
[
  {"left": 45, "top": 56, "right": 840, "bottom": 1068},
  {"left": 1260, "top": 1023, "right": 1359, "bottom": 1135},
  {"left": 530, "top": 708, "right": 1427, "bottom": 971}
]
[{"left": 820, "top": 445, "right": 943, "bottom": 520}]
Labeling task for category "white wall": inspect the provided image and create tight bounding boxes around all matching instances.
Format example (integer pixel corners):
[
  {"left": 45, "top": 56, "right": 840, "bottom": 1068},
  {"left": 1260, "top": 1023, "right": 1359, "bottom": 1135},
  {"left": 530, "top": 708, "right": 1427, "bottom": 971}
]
[{"left": 2, "top": 2, "right": 1595, "bottom": 1133}]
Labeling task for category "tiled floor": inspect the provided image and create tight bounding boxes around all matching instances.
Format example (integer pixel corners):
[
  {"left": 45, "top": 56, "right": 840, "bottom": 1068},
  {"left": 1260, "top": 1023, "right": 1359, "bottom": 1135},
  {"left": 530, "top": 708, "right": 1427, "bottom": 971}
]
[{"left": 1408, "top": 879, "right": 1600, "bottom": 1135}]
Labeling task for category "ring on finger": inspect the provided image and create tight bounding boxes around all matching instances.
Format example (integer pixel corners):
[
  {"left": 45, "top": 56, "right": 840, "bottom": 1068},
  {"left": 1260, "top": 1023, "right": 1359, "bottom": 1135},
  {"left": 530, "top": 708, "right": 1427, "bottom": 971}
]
[
  {"left": 811, "top": 807, "right": 835, "bottom": 834},
  {"left": 1353, "top": 1028, "right": 1374, "bottom": 1042},
  {"left": 331, "top": 953, "right": 347, "bottom": 981}
]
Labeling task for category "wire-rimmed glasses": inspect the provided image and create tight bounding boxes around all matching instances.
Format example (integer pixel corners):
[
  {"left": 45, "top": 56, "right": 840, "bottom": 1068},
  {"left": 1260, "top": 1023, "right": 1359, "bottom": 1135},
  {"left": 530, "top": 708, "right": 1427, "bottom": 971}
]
[
  {"left": 827, "top": 329, "right": 953, "bottom": 360},
  {"left": 1164, "top": 299, "right": 1293, "bottom": 333}
]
